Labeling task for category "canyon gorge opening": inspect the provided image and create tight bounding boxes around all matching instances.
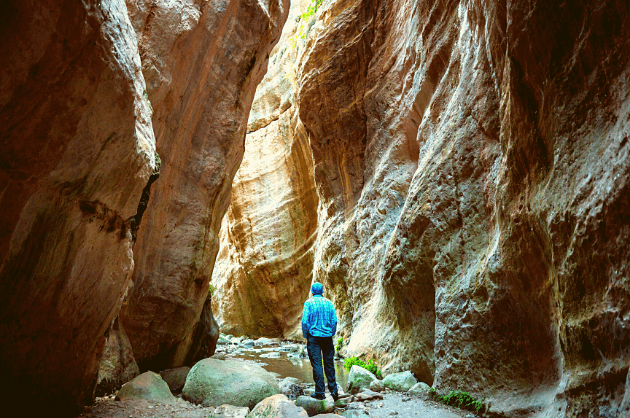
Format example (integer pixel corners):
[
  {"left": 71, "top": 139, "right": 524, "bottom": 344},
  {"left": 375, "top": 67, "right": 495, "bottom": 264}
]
[{"left": 1, "top": 0, "right": 629, "bottom": 417}]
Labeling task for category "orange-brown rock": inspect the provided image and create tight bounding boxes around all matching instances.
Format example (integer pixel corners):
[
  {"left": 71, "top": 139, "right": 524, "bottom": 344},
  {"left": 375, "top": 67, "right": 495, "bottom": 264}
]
[
  {"left": 212, "top": 0, "right": 318, "bottom": 339},
  {"left": 120, "top": 0, "right": 290, "bottom": 370},
  {"left": 0, "top": 0, "right": 157, "bottom": 414},
  {"left": 217, "top": 0, "right": 630, "bottom": 415}
]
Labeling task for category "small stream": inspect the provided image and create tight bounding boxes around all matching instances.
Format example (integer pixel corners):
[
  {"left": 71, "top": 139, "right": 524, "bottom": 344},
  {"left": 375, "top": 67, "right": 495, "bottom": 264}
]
[{"left": 217, "top": 339, "right": 349, "bottom": 390}]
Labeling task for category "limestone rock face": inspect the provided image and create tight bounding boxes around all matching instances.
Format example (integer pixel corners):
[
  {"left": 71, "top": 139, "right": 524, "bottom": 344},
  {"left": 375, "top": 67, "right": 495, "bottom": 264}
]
[
  {"left": 211, "top": 0, "right": 318, "bottom": 339},
  {"left": 0, "top": 0, "right": 156, "bottom": 413},
  {"left": 294, "top": 0, "right": 630, "bottom": 415},
  {"left": 214, "top": 0, "right": 630, "bottom": 415},
  {"left": 119, "top": 0, "right": 290, "bottom": 370}
]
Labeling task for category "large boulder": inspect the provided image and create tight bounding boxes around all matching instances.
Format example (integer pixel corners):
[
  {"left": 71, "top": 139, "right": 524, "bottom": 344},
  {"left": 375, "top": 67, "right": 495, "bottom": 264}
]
[
  {"left": 346, "top": 366, "right": 378, "bottom": 394},
  {"left": 115, "top": 371, "right": 175, "bottom": 403},
  {"left": 249, "top": 394, "right": 308, "bottom": 417},
  {"left": 382, "top": 371, "right": 417, "bottom": 392},
  {"left": 182, "top": 359, "right": 280, "bottom": 409},
  {"left": 159, "top": 366, "right": 190, "bottom": 394}
]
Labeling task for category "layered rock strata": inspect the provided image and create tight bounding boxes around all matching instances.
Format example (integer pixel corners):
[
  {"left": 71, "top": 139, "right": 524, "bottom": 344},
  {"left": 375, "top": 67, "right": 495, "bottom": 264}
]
[
  {"left": 0, "top": 0, "right": 157, "bottom": 413},
  {"left": 212, "top": 0, "right": 319, "bottom": 339},
  {"left": 215, "top": 0, "right": 630, "bottom": 415},
  {"left": 119, "top": 0, "right": 290, "bottom": 370}
]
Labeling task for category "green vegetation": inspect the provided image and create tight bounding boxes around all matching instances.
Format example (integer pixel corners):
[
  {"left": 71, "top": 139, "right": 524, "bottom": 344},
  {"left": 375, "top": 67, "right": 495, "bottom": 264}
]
[
  {"left": 430, "top": 389, "right": 486, "bottom": 414},
  {"left": 335, "top": 337, "right": 343, "bottom": 352},
  {"left": 208, "top": 283, "right": 215, "bottom": 297},
  {"left": 289, "top": 0, "right": 325, "bottom": 49},
  {"left": 344, "top": 356, "right": 383, "bottom": 379}
]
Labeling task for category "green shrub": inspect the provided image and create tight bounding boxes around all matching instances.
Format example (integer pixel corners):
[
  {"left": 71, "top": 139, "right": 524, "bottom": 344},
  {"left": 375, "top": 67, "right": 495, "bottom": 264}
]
[
  {"left": 208, "top": 283, "right": 215, "bottom": 297},
  {"left": 289, "top": 0, "right": 325, "bottom": 48},
  {"left": 335, "top": 337, "right": 343, "bottom": 352},
  {"left": 344, "top": 356, "right": 382, "bottom": 379},
  {"left": 435, "top": 390, "right": 486, "bottom": 414}
]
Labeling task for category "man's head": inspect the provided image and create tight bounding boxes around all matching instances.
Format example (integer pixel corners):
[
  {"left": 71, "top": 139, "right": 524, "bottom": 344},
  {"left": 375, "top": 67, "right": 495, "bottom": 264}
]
[{"left": 311, "top": 282, "right": 323, "bottom": 295}]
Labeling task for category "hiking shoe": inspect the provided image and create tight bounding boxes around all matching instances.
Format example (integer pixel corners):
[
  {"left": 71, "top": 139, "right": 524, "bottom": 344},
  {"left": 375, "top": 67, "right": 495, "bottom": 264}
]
[
  {"left": 311, "top": 393, "right": 325, "bottom": 400},
  {"left": 332, "top": 392, "right": 339, "bottom": 402}
]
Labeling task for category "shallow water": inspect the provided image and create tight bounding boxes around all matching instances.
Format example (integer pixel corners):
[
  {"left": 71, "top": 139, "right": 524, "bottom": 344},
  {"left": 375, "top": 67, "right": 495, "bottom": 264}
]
[{"left": 228, "top": 347, "right": 349, "bottom": 390}]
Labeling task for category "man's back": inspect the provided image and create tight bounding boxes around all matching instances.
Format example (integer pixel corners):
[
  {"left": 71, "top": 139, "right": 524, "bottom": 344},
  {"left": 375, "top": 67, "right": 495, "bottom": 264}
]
[
  {"left": 302, "top": 294, "right": 337, "bottom": 338},
  {"left": 302, "top": 282, "right": 339, "bottom": 400}
]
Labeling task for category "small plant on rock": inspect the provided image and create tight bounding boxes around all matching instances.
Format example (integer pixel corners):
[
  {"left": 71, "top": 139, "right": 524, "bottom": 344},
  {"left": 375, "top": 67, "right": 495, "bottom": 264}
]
[
  {"left": 435, "top": 390, "right": 486, "bottom": 414},
  {"left": 344, "top": 356, "right": 383, "bottom": 379},
  {"left": 335, "top": 337, "right": 343, "bottom": 352}
]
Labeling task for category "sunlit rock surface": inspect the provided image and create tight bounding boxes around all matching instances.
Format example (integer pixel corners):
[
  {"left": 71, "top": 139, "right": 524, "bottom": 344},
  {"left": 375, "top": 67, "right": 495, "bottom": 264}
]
[
  {"left": 0, "top": 0, "right": 156, "bottom": 413},
  {"left": 216, "top": 0, "right": 630, "bottom": 415},
  {"left": 212, "top": 0, "right": 318, "bottom": 339},
  {"left": 119, "top": 0, "right": 290, "bottom": 370}
]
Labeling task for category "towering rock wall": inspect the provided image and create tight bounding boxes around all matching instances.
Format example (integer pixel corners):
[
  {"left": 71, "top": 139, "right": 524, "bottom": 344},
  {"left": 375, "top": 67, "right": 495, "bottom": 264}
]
[
  {"left": 214, "top": 0, "right": 630, "bottom": 415},
  {"left": 0, "top": 0, "right": 289, "bottom": 413},
  {"left": 212, "top": 0, "right": 319, "bottom": 339},
  {"left": 0, "top": 0, "right": 157, "bottom": 413},
  {"left": 119, "top": 0, "right": 290, "bottom": 371}
]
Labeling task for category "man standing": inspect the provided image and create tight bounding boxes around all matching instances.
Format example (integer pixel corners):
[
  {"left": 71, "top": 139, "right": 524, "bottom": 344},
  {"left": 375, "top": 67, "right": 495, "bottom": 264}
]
[{"left": 302, "top": 282, "right": 339, "bottom": 401}]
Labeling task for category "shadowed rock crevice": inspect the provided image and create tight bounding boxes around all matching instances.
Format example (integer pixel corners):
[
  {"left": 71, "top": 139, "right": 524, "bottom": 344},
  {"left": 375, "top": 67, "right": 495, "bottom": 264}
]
[{"left": 130, "top": 153, "right": 161, "bottom": 241}]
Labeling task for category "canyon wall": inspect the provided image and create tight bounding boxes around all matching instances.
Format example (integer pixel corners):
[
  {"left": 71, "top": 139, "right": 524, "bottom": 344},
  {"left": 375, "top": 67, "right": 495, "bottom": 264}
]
[
  {"left": 0, "top": 0, "right": 157, "bottom": 413},
  {"left": 119, "top": 0, "right": 289, "bottom": 371},
  {"left": 212, "top": 0, "right": 319, "bottom": 339},
  {"left": 0, "top": 0, "right": 288, "bottom": 413},
  {"left": 214, "top": 0, "right": 630, "bottom": 415}
]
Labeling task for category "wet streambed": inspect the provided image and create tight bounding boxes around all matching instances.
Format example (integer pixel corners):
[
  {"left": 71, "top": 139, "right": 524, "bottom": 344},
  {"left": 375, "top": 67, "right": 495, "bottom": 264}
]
[{"left": 217, "top": 339, "right": 349, "bottom": 390}]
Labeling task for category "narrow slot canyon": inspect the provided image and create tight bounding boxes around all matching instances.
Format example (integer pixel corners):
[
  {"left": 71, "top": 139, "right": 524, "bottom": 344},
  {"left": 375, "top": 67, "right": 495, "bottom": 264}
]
[{"left": 1, "top": 0, "right": 629, "bottom": 417}]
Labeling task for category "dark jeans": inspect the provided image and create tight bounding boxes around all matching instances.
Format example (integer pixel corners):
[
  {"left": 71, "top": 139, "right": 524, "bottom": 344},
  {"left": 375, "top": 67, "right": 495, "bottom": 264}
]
[{"left": 307, "top": 336, "right": 337, "bottom": 396}]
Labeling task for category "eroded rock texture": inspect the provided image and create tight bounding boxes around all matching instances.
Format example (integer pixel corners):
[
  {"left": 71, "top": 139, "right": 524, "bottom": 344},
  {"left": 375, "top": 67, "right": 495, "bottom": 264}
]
[
  {"left": 119, "top": 0, "right": 290, "bottom": 370},
  {"left": 0, "top": 0, "right": 156, "bottom": 413},
  {"left": 96, "top": 318, "right": 140, "bottom": 397},
  {"left": 216, "top": 0, "right": 630, "bottom": 415},
  {"left": 212, "top": 0, "right": 319, "bottom": 339}
]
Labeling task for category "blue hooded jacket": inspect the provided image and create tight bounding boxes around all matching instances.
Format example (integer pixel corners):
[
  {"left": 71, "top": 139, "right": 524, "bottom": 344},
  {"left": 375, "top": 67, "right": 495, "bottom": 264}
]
[{"left": 302, "top": 282, "right": 337, "bottom": 338}]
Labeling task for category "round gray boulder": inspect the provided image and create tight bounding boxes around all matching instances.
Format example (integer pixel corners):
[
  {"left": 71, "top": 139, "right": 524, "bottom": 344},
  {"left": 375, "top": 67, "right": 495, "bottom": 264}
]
[
  {"left": 115, "top": 371, "right": 175, "bottom": 403},
  {"left": 182, "top": 358, "right": 280, "bottom": 409},
  {"left": 382, "top": 371, "right": 417, "bottom": 392},
  {"left": 346, "top": 365, "right": 378, "bottom": 394},
  {"left": 407, "top": 382, "right": 431, "bottom": 395}
]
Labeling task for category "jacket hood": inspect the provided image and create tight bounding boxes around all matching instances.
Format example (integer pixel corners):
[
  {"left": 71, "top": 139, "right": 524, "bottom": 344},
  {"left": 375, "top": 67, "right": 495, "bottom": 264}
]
[{"left": 311, "top": 282, "right": 323, "bottom": 295}]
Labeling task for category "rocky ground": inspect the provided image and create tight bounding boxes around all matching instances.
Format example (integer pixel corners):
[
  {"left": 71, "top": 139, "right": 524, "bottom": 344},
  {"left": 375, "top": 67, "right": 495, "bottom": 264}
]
[
  {"left": 79, "top": 391, "right": 469, "bottom": 418},
  {"left": 78, "top": 337, "right": 473, "bottom": 418}
]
